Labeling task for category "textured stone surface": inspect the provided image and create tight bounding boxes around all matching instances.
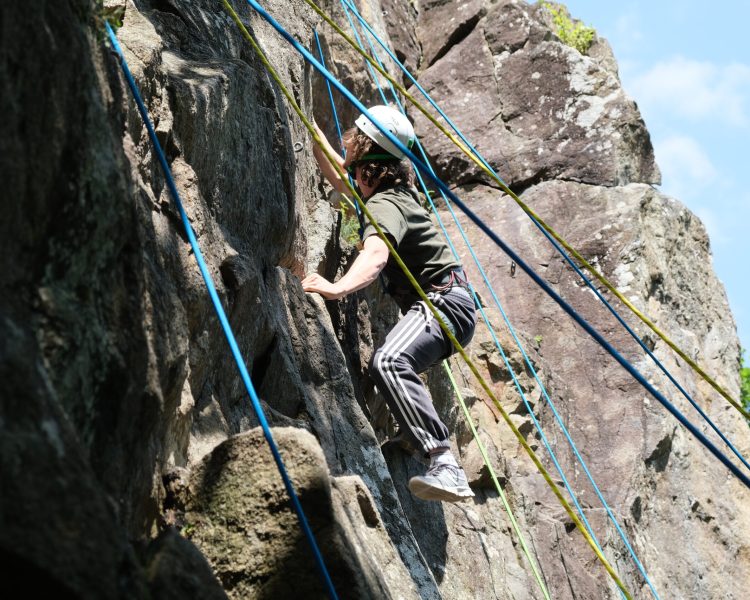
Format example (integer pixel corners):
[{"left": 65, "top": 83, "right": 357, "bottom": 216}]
[
  {"left": 3, "top": 0, "right": 750, "bottom": 599},
  {"left": 312, "top": 0, "right": 402, "bottom": 145},
  {"left": 410, "top": 0, "right": 660, "bottom": 188},
  {"left": 185, "top": 428, "right": 338, "bottom": 598},
  {"left": 381, "top": 0, "right": 421, "bottom": 77},
  {"left": 140, "top": 528, "right": 228, "bottom": 600},
  {"left": 417, "top": 0, "right": 486, "bottom": 68},
  {"left": 0, "top": 314, "right": 149, "bottom": 599},
  {"left": 185, "top": 428, "right": 423, "bottom": 599},
  {"left": 439, "top": 180, "right": 750, "bottom": 597}
]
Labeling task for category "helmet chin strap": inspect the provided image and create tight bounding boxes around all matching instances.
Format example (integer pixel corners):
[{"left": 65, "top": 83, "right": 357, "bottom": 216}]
[{"left": 346, "top": 153, "right": 398, "bottom": 174}]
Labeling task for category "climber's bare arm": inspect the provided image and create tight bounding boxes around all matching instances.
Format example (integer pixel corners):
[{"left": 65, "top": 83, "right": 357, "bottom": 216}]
[
  {"left": 301, "top": 235, "right": 388, "bottom": 300},
  {"left": 312, "top": 123, "right": 349, "bottom": 195}
]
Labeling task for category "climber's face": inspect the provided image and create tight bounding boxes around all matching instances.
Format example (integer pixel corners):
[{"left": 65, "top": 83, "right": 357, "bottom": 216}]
[
  {"left": 341, "top": 127, "right": 357, "bottom": 169},
  {"left": 341, "top": 128, "right": 362, "bottom": 186},
  {"left": 345, "top": 162, "right": 364, "bottom": 187}
]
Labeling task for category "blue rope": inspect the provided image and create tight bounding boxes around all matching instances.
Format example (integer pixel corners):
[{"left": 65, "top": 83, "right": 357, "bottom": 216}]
[
  {"left": 244, "top": 0, "right": 750, "bottom": 492},
  {"left": 105, "top": 22, "right": 338, "bottom": 600},
  {"left": 339, "top": 0, "right": 750, "bottom": 476},
  {"left": 338, "top": 3, "right": 389, "bottom": 106},
  {"left": 314, "top": 30, "right": 344, "bottom": 152},
  {"left": 348, "top": 14, "right": 644, "bottom": 599}
]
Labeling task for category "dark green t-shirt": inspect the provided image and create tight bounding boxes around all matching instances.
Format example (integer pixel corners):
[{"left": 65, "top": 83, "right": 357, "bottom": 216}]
[{"left": 362, "top": 185, "right": 460, "bottom": 302}]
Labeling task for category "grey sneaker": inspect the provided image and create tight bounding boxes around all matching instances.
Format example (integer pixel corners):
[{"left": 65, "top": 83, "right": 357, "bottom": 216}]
[{"left": 408, "top": 463, "right": 475, "bottom": 502}]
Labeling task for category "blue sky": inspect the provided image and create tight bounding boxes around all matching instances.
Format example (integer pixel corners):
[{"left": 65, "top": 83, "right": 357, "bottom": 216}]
[{"left": 561, "top": 1, "right": 750, "bottom": 355}]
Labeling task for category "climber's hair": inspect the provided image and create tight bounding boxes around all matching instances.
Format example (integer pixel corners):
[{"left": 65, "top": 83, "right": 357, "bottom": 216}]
[{"left": 342, "top": 127, "right": 415, "bottom": 191}]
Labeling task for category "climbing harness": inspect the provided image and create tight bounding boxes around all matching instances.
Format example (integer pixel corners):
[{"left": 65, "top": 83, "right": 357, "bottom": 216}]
[
  {"left": 104, "top": 21, "right": 339, "bottom": 600},
  {"left": 427, "top": 268, "right": 469, "bottom": 293}
]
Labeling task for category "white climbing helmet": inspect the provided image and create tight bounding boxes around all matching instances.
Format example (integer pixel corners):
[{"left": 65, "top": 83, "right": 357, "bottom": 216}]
[{"left": 354, "top": 105, "right": 415, "bottom": 159}]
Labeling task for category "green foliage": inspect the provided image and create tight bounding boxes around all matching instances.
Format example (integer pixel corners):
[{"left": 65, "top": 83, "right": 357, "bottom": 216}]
[
  {"left": 419, "top": 190, "right": 436, "bottom": 211},
  {"left": 339, "top": 201, "right": 361, "bottom": 246},
  {"left": 94, "top": 1, "right": 126, "bottom": 36},
  {"left": 543, "top": 2, "right": 596, "bottom": 55},
  {"left": 534, "top": 335, "right": 543, "bottom": 346},
  {"left": 741, "top": 349, "right": 750, "bottom": 419}
]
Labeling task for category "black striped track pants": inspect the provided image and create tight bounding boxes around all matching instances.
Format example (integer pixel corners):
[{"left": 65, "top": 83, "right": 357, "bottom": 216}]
[{"left": 369, "top": 286, "right": 477, "bottom": 455}]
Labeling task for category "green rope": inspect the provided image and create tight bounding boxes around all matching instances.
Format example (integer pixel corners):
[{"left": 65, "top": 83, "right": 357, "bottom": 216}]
[{"left": 442, "top": 360, "right": 551, "bottom": 600}]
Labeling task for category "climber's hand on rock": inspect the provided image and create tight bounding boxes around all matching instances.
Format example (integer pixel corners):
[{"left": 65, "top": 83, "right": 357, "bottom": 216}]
[{"left": 301, "top": 273, "right": 342, "bottom": 300}]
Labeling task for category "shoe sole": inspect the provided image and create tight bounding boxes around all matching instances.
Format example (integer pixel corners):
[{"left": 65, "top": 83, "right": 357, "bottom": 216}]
[{"left": 408, "top": 478, "right": 475, "bottom": 503}]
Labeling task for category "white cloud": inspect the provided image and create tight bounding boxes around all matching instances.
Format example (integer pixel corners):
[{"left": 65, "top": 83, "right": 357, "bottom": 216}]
[
  {"left": 653, "top": 135, "right": 739, "bottom": 247},
  {"left": 614, "top": 12, "right": 643, "bottom": 47},
  {"left": 655, "top": 134, "right": 718, "bottom": 193},
  {"left": 694, "top": 207, "right": 730, "bottom": 246},
  {"left": 629, "top": 57, "right": 750, "bottom": 126}
]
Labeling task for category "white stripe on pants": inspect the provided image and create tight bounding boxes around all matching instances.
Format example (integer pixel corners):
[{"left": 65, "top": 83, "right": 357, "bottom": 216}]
[{"left": 369, "top": 286, "right": 476, "bottom": 456}]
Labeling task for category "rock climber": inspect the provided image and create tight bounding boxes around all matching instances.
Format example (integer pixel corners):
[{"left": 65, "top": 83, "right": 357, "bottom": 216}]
[{"left": 301, "top": 105, "right": 477, "bottom": 503}]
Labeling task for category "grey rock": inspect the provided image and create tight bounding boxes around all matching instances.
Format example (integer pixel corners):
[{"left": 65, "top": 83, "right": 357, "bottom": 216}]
[
  {"left": 410, "top": 0, "right": 660, "bottom": 188},
  {"left": 380, "top": 0, "right": 421, "bottom": 78},
  {"left": 141, "top": 528, "right": 228, "bottom": 600},
  {"left": 417, "top": 0, "right": 486, "bottom": 68},
  {"left": 185, "top": 427, "right": 422, "bottom": 599},
  {"left": 0, "top": 313, "right": 149, "bottom": 599},
  {"left": 3, "top": 0, "right": 749, "bottom": 598},
  {"left": 312, "top": 0, "right": 401, "bottom": 142},
  {"left": 185, "top": 427, "right": 338, "bottom": 599},
  {"left": 438, "top": 180, "right": 750, "bottom": 597},
  {"left": 276, "top": 277, "right": 442, "bottom": 597}
]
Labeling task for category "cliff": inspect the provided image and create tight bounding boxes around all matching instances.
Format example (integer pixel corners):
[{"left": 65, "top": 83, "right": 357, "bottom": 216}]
[{"left": 1, "top": 0, "right": 748, "bottom": 598}]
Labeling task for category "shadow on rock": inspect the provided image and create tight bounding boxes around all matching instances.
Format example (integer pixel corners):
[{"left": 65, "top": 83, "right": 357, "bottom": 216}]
[{"left": 382, "top": 444, "right": 450, "bottom": 584}]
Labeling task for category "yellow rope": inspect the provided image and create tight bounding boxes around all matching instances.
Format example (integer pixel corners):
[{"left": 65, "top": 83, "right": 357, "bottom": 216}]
[
  {"left": 221, "top": 2, "right": 633, "bottom": 596},
  {"left": 302, "top": 0, "right": 748, "bottom": 422}
]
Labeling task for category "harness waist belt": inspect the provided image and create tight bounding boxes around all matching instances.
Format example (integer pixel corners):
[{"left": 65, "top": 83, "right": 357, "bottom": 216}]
[{"left": 431, "top": 268, "right": 469, "bottom": 290}]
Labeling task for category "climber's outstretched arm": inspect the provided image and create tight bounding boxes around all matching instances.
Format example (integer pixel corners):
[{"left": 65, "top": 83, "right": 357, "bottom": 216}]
[
  {"left": 301, "top": 235, "right": 388, "bottom": 299},
  {"left": 312, "top": 123, "right": 349, "bottom": 195}
]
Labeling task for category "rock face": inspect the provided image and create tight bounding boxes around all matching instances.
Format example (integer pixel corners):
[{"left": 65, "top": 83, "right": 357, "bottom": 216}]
[
  {"left": 183, "top": 427, "right": 421, "bottom": 599},
  {"left": 2, "top": 1, "right": 748, "bottom": 599},
  {"left": 440, "top": 181, "right": 750, "bottom": 597},
  {"left": 410, "top": 0, "right": 660, "bottom": 189}
]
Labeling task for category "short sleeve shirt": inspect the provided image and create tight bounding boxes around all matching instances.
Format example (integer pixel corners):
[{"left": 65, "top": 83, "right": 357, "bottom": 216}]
[{"left": 362, "top": 185, "right": 460, "bottom": 296}]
